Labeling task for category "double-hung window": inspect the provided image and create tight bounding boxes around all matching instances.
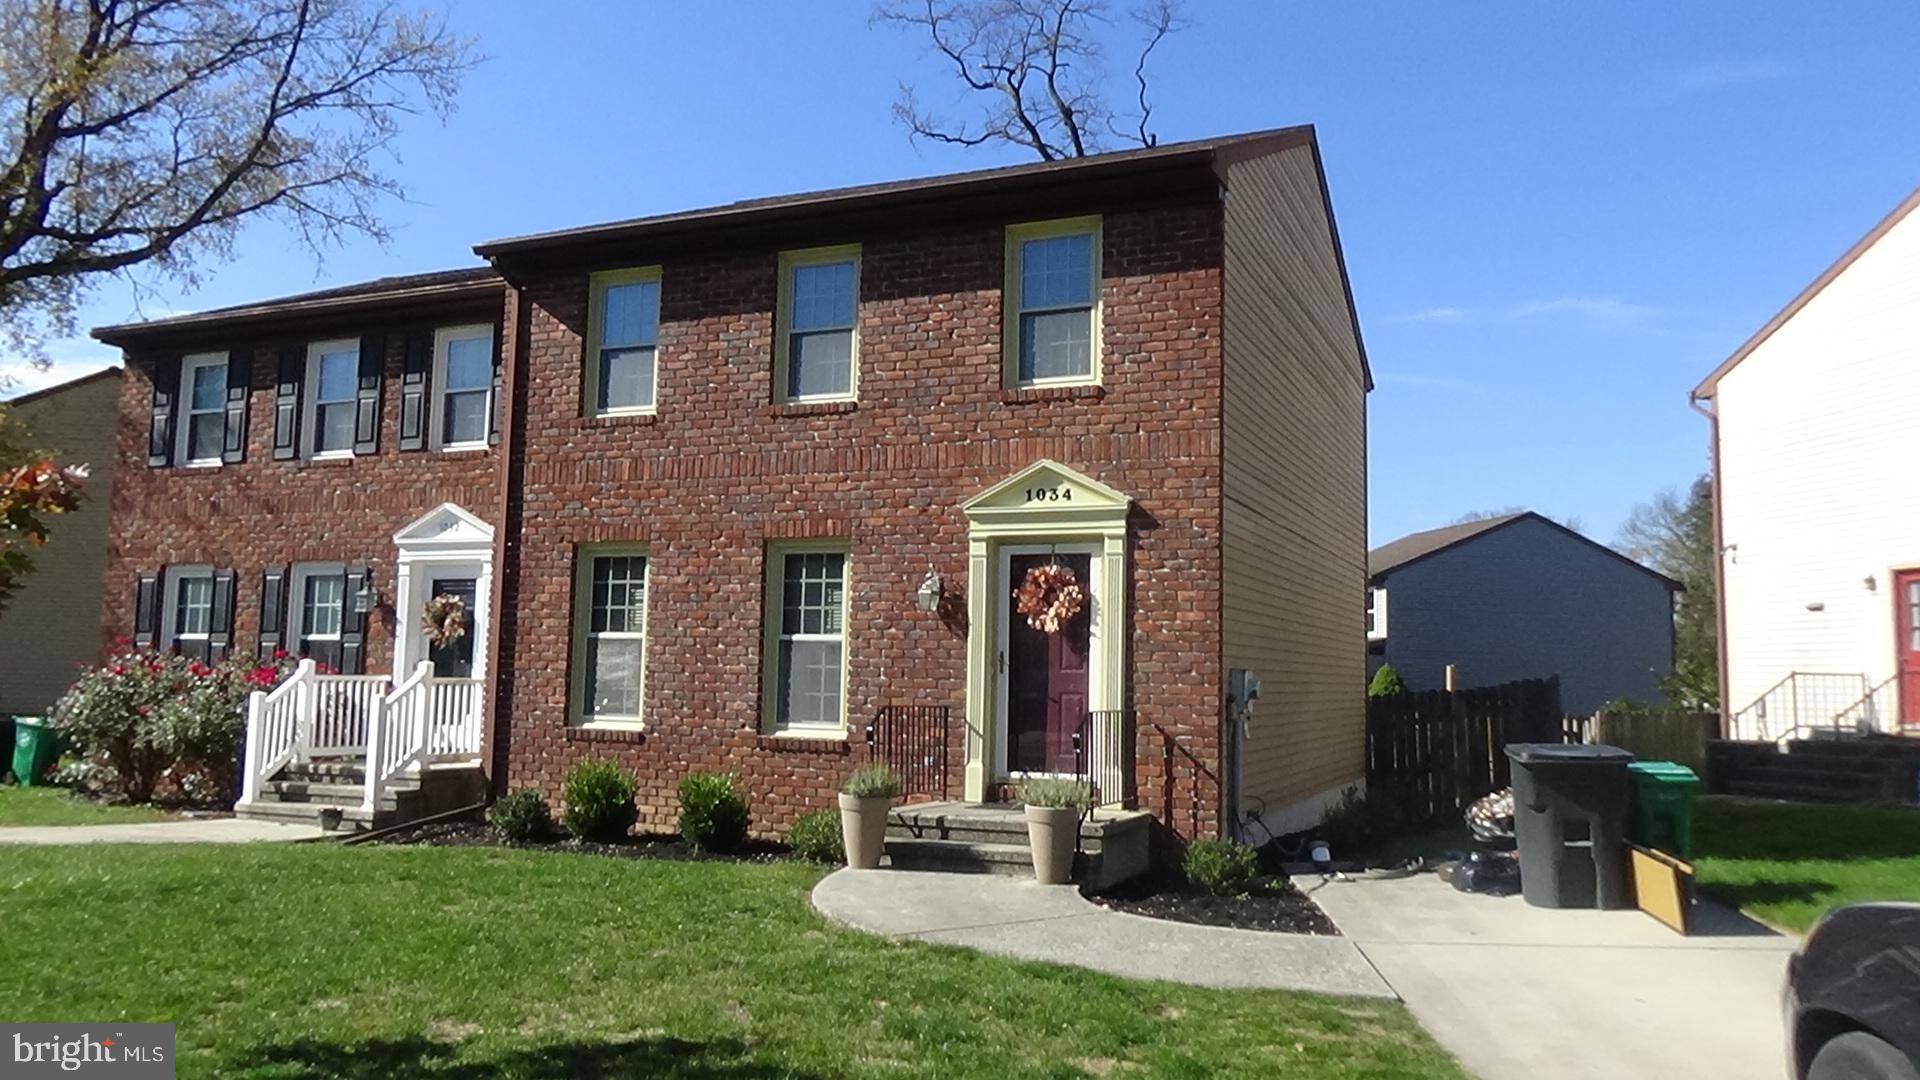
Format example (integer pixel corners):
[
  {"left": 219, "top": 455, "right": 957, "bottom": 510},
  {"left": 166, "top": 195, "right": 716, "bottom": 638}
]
[
  {"left": 1005, "top": 218, "right": 1102, "bottom": 387},
  {"left": 764, "top": 544, "right": 849, "bottom": 733},
  {"left": 573, "top": 546, "right": 649, "bottom": 725},
  {"left": 164, "top": 566, "right": 215, "bottom": 654},
  {"left": 433, "top": 325, "right": 494, "bottom": 449},
  {"left": 304, "top": 339, "right": 360, "bottom": 456},
  {"left": 775, "top": 247, "right": 859, "bottom": 402},
  {"left": 177, "top": 352, "right": 230, "bottom": 465},
  {"left": 586, "top": 268, "right": 661, "bottom": 416},
  {"left": 1366, "top": 587, "right": 1388, "bottom": 642},
  {"left": 291, "top": 563, "right": 347, "bottom": 660}
]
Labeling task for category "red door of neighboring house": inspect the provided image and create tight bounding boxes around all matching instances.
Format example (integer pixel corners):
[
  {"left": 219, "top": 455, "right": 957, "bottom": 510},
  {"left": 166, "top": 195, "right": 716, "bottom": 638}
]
[
  {"left": 1898, "top": 570, "right": 1920, "bottom": 727},
  {"left": 1006, "top": 552, "right": 1092, "bottom": 774}
]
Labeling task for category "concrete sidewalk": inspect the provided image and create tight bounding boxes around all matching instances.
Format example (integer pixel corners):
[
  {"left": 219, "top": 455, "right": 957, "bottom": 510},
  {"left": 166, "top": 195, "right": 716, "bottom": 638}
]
[
  {"left": 811, "top": 868, "right": 1394, "bottom": 998},
  {"left": 0, "top": 818, "right": 328, "bottom": 844},
  {"left": 1308, "top": 872, "right": 1798, "bottom": 1080}
]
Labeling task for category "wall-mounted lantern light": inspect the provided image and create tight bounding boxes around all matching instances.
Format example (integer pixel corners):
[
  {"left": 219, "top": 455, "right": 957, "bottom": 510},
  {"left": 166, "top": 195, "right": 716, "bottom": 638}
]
[
  {"left": 354, "top": 572, "right": 379, "bottom": 614},
  {"left": 916, "top": 567, "right": 944, "bottom": 613}
]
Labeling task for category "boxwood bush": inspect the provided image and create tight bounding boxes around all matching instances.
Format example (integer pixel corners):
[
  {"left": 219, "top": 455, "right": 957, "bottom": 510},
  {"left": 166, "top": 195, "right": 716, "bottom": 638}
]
[
  {"left": 562, "top": 759, "right": 638, "bottom": 842},
  {"left": 678, "top": 770, "right": 749, "bottom": 853},
  {"left": 1184, "top": 838, "right": 1262, "bottom": 896},
  {"left": 786, "top": 808, "right": 843, "bottom": 863},
  {"left": 489, "top": 789, "right": 552, "bottom": 841}
]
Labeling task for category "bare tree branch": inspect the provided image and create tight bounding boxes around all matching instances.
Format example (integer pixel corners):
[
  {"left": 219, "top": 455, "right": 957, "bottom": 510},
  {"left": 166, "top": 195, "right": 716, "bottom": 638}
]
[
  {"left": 0, "top": 0, "right": 480, "bottom": 356},
  {"left": 874, "top": 0, "right": 1183, "bottom": 162}
]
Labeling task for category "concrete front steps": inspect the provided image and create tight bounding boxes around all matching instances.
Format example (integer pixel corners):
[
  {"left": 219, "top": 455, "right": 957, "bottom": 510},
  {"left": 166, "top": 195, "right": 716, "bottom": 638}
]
[
  {"left": 1709, "top": 737, "right": 1920, "bottom": 804},
  {"left": 883, "top": 801, "right": 1150, "bottom": 890},
  {"left": 235, "top": 759, "right": 486, "bottom": 834}
]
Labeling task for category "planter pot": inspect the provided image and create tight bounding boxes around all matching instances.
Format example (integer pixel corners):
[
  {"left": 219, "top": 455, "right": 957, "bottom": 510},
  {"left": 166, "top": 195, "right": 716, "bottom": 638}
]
[
  {"left": 839, "top": 792, "right": 894, "bottom": 869},
  {"left": 317, "top": 807, "right": 344, "bottom": 832},
  {"left": 1024, "top": 804, "right": 1081, "bottom": 885}
]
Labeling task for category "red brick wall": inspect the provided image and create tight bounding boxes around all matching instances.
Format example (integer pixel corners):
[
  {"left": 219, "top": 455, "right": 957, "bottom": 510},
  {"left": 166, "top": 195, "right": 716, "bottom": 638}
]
[
  {"left": 499, "top": 201, "right": 1229, "bottom": 840},
  {"left": 104, "top": 318, "right": 504, "bottom": 673}
]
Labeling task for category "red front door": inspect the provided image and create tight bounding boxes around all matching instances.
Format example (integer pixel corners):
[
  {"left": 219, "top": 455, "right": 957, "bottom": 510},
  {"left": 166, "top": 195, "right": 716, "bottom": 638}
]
[
  {"left": 1007, "top": 552, "right": 1092, "bottom": 774},
  {"left": 1898, "top": 570, "right": 1920, "bottom": 727}
]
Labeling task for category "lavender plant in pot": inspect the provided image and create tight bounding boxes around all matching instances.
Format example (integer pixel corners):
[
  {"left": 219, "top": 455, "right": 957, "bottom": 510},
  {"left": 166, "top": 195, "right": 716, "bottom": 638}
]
[
  {"left": 838, "top": 763, "right": 900, "bottom": 869},
  {"left": 1017, "top": 778, "right": 1090, "bottom": 885}
]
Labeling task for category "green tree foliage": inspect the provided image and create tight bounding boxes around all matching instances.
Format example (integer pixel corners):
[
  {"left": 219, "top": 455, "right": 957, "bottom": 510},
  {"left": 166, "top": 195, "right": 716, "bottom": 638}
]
[
  {"left": 1617, "top": 475, "right": 1717, "bottom": 710},
  {"left": 1367, "top": 663, "right": 1407, "bottom": 698}
]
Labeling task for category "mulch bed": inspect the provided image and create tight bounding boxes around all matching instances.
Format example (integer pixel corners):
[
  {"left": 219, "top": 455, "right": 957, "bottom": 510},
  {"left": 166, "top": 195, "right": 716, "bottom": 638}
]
[
  {"left": 1089, "top": 870, "right": 1341, "bottom": 936},
  {"left": 374, "top": 819, "right": 795, "bottom": 864}
]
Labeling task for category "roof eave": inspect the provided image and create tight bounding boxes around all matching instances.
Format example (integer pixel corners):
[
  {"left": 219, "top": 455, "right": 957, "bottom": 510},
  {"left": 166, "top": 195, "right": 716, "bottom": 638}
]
[{"left": 92, "top": 278, "right": 504, "bottom": 349}]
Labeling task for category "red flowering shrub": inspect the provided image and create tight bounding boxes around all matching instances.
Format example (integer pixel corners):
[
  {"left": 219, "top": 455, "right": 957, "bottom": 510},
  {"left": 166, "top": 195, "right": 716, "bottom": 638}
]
[{"left": 50, "top": 646, "right": 297, "bottom": 805}]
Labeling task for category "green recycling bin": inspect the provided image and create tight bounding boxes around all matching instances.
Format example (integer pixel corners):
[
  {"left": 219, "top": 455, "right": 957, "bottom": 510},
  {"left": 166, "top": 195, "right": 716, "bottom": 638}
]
[
  {"left": 1628, "top": 761, "right": 1700, "bottom": 859},
  {"left": 11, "top": 716, "right": 65, "bottom": 788}
]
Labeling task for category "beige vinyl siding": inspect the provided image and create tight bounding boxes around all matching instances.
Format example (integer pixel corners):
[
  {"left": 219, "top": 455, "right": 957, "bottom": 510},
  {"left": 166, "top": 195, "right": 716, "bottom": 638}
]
[
  {"left": 0, "top": 371, "right": 120, "bottom": 716},
  {"left": 1220, "top": 145, "right": 1369, "bottom": 829}
]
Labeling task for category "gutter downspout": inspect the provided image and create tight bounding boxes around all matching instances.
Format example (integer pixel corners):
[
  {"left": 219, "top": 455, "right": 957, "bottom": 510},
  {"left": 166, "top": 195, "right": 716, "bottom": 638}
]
[{"left": 1689, "top": 390, "right": 1732, "bottom": 738}]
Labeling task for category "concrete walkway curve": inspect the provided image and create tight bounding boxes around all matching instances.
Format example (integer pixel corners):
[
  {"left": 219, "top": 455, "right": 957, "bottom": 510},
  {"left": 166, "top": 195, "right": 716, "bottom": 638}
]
[
  {"left": 810, "top": 868, "right": 1395, "bottom": 999},
  {"left": 0, "top": 818, "right": 327, "bottom": 844}
]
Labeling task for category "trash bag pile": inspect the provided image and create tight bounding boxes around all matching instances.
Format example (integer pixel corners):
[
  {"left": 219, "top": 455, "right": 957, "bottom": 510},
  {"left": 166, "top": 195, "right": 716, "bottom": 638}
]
[
  {"left": 1448, "top": 850, "right": 1522, "bottom": 897},
  {"left": 1465, "top": 787, "right": 1514, "bottom": 844}
]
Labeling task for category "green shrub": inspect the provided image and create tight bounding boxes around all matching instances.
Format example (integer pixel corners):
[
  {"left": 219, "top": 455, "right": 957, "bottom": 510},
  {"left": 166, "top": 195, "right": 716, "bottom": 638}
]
[
  {"left": 1015, "top": 777, "right": 1090, "bottom": 809},
  {"left": 1318, "top": 784, "right": 1415, "bottom": 855},
  {"left": 786, "top": 808, "right": 844, "bottom": 863},
  {"left": 1184, "top": 838, "right": 1262, "bottom": 896},
  {"left": 562, "top": 759, "right": 638, "bottom": 842},
  {"left": 678, "top": 770, "right": 749, "bottom": 853},
  {"left": 489, "top": 789, "right": 552, "bottom": 841},
  {"left": 842, "top": 762, "right": 900, "bottom": 799},
  {"left": 1367, "top": 663, "right": 1407, "bottom": 698}
]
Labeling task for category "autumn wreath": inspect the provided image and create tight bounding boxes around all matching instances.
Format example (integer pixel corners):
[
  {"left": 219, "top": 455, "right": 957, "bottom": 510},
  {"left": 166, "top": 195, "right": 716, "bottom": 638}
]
[
  {"left": 1014, "top": 563, "right": 1086, "bottom": 634},
  {"left": 421, "top": 593, "right": 469, "bottom": 647}
]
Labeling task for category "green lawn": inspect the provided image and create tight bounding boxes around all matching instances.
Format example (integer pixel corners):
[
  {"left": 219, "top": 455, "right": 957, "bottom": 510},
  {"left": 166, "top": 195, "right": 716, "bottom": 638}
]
[
  {"left": 0, "top": 844, "right": 1463, "bottom": 1079},
  {"left": 0, "top": 784, "right": 176, "bottom": 826},
  {"left": 1693, "top": 796, "right": 1920, "bottom": 932}
]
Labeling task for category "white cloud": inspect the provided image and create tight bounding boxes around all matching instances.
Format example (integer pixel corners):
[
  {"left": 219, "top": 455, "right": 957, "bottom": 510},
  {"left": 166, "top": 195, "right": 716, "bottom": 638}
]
[
  {"left": 1375, "top": 371, "right": 1480, "bottom": 392},
  {"left": 1389, "top": 295, "right": 1655, "bottom": 328},
  {"left": 1645, "top": 60, "right": 1794, "bottom": 102},
  {"left": 1392, "top": 306, "right": 1469, "bottom": 324},
  {"left": 0, "top": 357, "right": 121, "bottom": 400}
]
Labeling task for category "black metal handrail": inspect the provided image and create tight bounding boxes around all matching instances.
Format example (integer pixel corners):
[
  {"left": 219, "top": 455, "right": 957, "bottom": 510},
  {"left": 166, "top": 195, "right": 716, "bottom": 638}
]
[
  {"left": 1070, "top": 708, "right": 1135, "bottom": 817},
  {"left": 866, "top": 705, "right": 951, "bottom": 799}
]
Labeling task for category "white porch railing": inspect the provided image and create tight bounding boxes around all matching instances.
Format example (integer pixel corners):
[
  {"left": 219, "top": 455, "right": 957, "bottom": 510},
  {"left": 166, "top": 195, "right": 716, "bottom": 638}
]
[{"left": 240, "top": 660, "right": 483, "bottom": 815}]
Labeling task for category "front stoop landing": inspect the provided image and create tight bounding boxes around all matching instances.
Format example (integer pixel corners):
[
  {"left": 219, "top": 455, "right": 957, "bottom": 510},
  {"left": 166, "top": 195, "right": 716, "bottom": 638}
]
[{"left": 884, "top": 801, "right": 1150, "bottom": 890}]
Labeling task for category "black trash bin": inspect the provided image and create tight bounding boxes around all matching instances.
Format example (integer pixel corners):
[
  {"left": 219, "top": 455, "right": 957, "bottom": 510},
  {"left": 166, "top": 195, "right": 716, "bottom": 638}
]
[{"left": 1505, "top": 743, "right": 1635, "bottom": 910}]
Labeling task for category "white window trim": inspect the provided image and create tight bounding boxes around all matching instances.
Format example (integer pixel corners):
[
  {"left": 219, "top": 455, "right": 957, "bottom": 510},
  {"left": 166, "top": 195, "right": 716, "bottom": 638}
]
[
  {"left": 302, "top": 338, "right": 361, "bottom": 459},
  {"left": 430, "top": 323, "right": 495, "bottom": 451},
  {"left": 176, "top": 351, "right": 230, "bottom": 467},
  {"left": 774, "top": 244, "right": 860, "bottom": 405},
  {"left": 163, "top": 565, "right": 215, "bottom": 649},
  {"left": 584, "top": 266, "right": 662, "bottom": 418},
  {"left": 761, "top": 540, "right": 851, "bottom": 735},
  {"left": 1366, "top": 587, "right": 1389, "bottom": 642},
  {"left": 1003, "top": 216, "right": 1103, "bottom": 390},
  {"left": 290, "top": 562, "right": 348, "bottom": 651},
  {"left": 571, "top": 543, "right": 650, "bottom": 729}
]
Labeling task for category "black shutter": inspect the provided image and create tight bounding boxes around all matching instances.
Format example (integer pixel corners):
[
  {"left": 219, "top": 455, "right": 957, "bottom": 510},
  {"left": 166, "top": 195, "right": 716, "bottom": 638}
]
[
  {"left": 258, "top": 566, "right": 288, "bottom": 657},
  {"left": 133, "top": 571, "right": 162, "bottom": 649},
  {"left": 488, "top": 326, "right": 504, "bottom": 446},
  {"left": 399, "top": 330, "right": 432, "bottom": 451},
  {"left": 147, "top": 357, "right": 180, "bottom": 467},
  {"left": 272, "top": 344, "right": 304, "bottom": 460},
  {"left": 339, "top": 563, "right": 368, "bottom": 675},
  {"left": 209, "top": 569, "right": 237, "bottom": 661},
  {"left": 354, "top": 334, "right": 385, "bottom": 455},
  {"left": 221, "top": 355, "right": 251, "bottom": 464}
]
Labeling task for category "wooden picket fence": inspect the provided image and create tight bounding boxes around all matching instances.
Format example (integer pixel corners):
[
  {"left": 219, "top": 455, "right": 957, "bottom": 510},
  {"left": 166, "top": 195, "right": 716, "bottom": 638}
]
[{"left": 1365, "top": 676, "right": 1563, "bottom": 820}]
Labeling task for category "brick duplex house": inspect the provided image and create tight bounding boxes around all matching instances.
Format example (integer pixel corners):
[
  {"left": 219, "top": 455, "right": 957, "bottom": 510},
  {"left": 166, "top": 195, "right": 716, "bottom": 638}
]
[{"left": 92, "top": 126, "right": 1371, "bottom": 849}]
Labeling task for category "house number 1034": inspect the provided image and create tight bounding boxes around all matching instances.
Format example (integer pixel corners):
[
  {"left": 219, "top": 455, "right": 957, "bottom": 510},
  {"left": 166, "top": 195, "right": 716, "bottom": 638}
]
[{"left": 1024, "top": 486, "right": 1073, "bottom": 502}]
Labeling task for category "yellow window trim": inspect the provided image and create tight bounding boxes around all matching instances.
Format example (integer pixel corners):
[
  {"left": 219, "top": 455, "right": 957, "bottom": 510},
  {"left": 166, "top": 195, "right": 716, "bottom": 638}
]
[
  {"left": 583, "top": 266, "right": 663, "bottom": 418},
  {"left": 570, "top": 541, "right": 651, "bottom": 728},
  {"left": 773, "top": 244, "right": 862, "bottom": 405},
  {"left": 1002, "top": 215, "right": 1104, "bottom": 390},
  {"left": 760, "top": 538, "right": 853, "bottom": 735}
]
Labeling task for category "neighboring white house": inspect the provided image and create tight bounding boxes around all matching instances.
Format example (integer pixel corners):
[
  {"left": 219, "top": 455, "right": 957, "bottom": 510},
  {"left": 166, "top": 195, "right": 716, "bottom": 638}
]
[{"left": 1694, "top": 185, "right": 1920, "bottom": 741}]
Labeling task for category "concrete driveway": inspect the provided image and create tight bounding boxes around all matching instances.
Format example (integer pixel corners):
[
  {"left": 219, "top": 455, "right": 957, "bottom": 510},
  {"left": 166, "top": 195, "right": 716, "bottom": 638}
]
[{"left": 1308, "top": 871, "right": 1798, "bottom": 1080}]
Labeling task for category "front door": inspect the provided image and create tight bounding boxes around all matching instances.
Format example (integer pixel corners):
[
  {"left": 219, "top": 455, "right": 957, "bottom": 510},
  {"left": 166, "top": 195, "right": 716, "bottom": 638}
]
[
  {"left": 428, "top": 576, "right": 477, "bottom": 678},
  {"left": 1005, "top": 552, "right": 1092, "bottom": 774},
  {"left": 1899, "top": 570, "right": 1920, "bottom": 726}
]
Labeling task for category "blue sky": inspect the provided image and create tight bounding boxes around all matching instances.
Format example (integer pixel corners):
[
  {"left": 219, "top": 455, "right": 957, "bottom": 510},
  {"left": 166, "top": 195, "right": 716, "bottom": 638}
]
[{"left": 7, "top": 1, "right": 1919, "bottom": 547}]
